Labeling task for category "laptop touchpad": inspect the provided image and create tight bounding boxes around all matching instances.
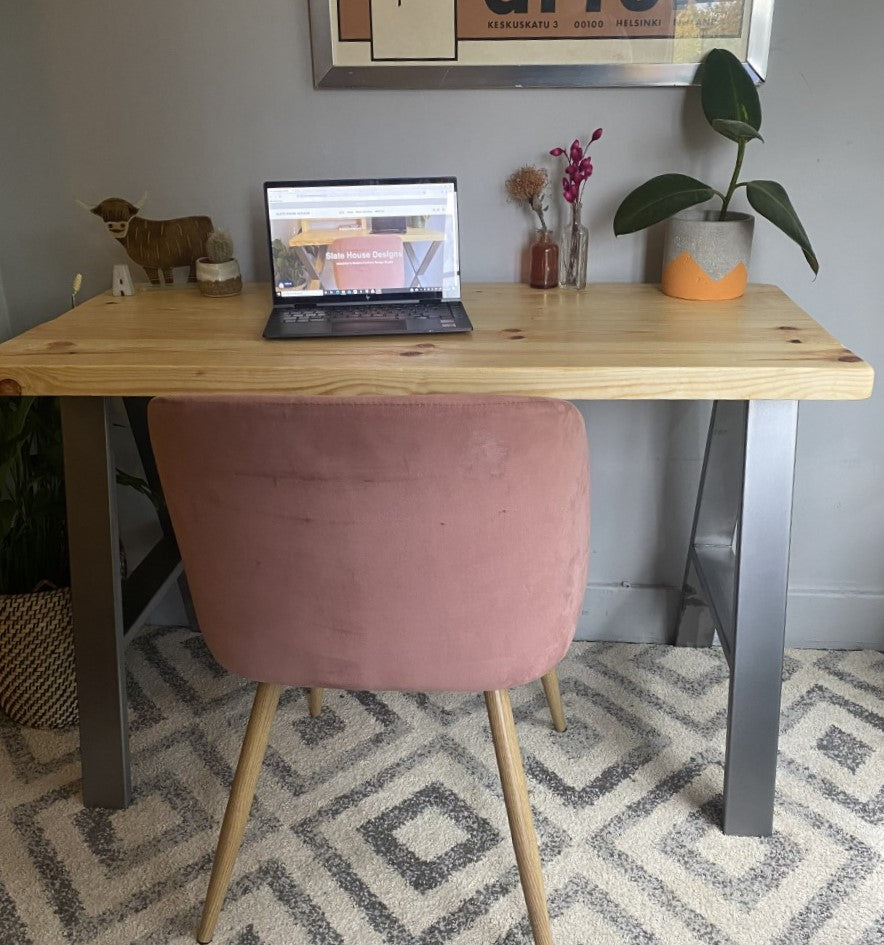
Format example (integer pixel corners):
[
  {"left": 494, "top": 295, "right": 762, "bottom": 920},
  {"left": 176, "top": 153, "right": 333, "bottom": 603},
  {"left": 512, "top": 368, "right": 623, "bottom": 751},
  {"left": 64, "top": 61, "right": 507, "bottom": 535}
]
[{"left": 332, "top": 320, "right": 406, "bottom": 334}]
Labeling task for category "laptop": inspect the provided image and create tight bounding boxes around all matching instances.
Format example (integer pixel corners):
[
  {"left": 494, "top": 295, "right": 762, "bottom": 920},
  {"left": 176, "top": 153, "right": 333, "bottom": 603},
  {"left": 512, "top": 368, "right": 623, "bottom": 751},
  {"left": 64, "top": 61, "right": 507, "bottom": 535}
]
[{"left": 262, "top": 178, "right": 473, "bottom": 339}]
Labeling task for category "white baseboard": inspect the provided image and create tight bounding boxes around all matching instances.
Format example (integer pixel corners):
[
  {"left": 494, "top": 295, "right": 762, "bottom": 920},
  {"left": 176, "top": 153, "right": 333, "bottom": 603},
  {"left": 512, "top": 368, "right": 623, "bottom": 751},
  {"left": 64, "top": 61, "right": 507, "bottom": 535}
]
[
  {"left": 784, "top": 588, "right": 884, "bottom": 650},
  {"left": 576, "top": 583, "right": 680, "bottom": 643},
  {"left": 576, "top": 583, "right": 884, "bottom": 650}
]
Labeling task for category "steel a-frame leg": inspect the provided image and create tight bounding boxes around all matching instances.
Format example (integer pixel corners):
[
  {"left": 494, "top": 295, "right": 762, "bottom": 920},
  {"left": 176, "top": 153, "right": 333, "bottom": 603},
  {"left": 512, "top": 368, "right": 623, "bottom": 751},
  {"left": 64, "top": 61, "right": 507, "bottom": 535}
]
[
  {"left": 674, "top": 400, "right": 799, "bottom": 836},
  {"left": 61, "top": 397, "right": 132, "bottom": 808},
  {"left": 61, "top": 396, "right": 193, "bottom": 808}
]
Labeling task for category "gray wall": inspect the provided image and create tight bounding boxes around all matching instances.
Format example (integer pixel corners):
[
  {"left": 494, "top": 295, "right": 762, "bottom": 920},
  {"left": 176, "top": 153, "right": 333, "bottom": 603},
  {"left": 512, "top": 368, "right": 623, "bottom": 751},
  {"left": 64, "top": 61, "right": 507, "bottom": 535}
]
[{"left": 2, "top": 1, "right": 882, "bottom": 647}]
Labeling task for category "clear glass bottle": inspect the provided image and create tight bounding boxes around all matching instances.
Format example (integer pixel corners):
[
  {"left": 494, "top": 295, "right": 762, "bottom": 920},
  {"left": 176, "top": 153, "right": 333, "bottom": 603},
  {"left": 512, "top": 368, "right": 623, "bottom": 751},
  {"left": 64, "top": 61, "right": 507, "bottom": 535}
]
[
  {"left": 529, "top": 229, "right": 559, "bottom": 289},
  {"left": 560, "top": 203, "right": 588, "bottom": 290}
]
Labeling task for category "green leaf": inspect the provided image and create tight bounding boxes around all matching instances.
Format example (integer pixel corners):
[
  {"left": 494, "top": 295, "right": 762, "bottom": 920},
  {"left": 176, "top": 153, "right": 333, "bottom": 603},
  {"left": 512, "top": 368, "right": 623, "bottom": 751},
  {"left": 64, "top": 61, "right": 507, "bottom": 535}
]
[
  {"left": 745, "top": 180, "right": 819, "bottom": 275},
  {"left": 0, "top": 499, "right": 17, "bottom": 541},
  {"left": 613, "top": 174, "right": 717, "bottom": 236},
  {"left": 712, "top": 119, "right": 764, "bottom": 144},
  {"left": 0, "top": 395, "right": 69, "bottom": 592},
  {"left": 700, "top": 48, "right": 761, "bottom": 132}
]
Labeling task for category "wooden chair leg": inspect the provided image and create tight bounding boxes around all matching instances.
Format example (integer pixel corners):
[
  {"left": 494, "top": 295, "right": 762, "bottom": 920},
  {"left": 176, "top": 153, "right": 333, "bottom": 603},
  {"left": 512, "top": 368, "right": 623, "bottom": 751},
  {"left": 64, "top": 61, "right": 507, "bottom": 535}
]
[
  {"left": 540, "top": 669, "right": 566, "bottom": 732},
  {"left": 308, "top": 687, "right": 323, "bottom": 717},
  {"left": 485, "top": 689, "right": 554, "bottom": 945},
  {"left": 197, "top": 682, "right": 281, "bottom": 944}
]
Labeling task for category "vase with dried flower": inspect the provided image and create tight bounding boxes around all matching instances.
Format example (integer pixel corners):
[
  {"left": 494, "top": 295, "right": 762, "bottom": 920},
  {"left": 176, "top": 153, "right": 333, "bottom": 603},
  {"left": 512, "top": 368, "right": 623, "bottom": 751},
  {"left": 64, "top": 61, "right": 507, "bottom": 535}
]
[
  {"left": 550, "top": 128, "right": 603, "bottom": 289},
  {"left": 505, "top": 165, "right": 558, "bottom": 289}
]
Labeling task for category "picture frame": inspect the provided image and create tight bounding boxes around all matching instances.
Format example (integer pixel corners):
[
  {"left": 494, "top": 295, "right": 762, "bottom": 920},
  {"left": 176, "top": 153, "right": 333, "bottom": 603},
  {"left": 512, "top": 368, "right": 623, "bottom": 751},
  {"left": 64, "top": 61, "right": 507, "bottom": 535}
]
[{"left": 309, "top": 0, "right": 775, "bottom": 89}]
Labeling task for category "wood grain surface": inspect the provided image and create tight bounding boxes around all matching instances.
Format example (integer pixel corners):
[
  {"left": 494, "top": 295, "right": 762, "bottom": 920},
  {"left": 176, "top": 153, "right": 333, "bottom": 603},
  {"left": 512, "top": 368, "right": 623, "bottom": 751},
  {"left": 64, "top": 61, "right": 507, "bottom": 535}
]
[{"left": 0, "top": 283, "right": 873, "bottom": 400}]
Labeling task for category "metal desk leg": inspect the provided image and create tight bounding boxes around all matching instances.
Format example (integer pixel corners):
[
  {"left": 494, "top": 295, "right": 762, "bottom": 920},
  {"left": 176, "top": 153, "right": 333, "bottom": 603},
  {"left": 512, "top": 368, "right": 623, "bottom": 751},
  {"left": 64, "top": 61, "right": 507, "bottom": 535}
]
[
  {"left": 674, "top": 401, "right": 737, "bottom": 648},
  {"left": 123, "top": 397, "right": 199, "bottom": 631},
  {"left": 725, "top": 399, "right": 798, "bottom": 835},
  {"left": 61, "top": 397, "right": 131, "bottom": 809},
  {"left": 674, "top": 400, "right": 798, "bottom": 836}
]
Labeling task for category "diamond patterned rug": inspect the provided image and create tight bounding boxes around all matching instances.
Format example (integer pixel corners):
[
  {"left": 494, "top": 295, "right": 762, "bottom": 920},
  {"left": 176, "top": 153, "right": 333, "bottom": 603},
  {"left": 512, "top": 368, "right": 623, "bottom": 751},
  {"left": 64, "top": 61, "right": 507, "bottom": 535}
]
[{"left": 1, "top": 630, "right": 882, "bottom": 945}]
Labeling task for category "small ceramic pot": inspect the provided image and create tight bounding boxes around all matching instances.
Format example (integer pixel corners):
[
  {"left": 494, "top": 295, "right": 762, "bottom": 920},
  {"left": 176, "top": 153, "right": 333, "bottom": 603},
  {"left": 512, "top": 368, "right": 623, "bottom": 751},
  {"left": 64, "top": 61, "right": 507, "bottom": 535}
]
[
  {"left": 661, "top": 211, "right": 754, "bottom": 301},
  {"left": 196, "top": 258, "right": 243, "bottom": 297}
]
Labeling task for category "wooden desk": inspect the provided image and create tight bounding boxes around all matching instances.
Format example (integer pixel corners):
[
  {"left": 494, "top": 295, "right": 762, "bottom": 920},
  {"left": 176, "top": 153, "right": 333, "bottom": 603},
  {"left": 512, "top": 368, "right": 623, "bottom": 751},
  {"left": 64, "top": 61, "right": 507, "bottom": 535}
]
[{"left": 0, "top": 283, "right": 873, "bottom": 836}]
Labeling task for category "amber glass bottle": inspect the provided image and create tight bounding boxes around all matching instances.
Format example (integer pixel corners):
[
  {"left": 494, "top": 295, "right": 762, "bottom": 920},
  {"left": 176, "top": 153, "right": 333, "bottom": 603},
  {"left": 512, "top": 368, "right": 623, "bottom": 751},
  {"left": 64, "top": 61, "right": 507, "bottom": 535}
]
[{"left": 529, "top": 230, "right": 559, "bottom": 289}]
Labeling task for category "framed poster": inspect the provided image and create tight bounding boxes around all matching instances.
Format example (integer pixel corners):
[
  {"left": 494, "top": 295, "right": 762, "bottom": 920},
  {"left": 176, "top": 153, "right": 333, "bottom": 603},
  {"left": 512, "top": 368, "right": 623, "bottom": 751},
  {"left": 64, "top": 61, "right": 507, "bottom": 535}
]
[{"left": 309, "top": 0, "right": 775, "bottom": 88}]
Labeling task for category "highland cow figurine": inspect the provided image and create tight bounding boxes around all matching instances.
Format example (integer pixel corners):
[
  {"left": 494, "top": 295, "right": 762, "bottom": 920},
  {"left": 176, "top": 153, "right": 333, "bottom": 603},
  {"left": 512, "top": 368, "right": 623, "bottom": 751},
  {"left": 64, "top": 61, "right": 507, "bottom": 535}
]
[{"left": 79, "top": 194, "right": 213, "bottom": 286}]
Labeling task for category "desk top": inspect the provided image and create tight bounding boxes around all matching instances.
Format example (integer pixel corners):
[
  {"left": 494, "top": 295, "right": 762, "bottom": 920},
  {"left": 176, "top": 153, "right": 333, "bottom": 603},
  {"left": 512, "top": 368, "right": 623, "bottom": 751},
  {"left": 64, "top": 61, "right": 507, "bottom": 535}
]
[{"left": 0, "top": 282, "right": 873, "bottom": 400}]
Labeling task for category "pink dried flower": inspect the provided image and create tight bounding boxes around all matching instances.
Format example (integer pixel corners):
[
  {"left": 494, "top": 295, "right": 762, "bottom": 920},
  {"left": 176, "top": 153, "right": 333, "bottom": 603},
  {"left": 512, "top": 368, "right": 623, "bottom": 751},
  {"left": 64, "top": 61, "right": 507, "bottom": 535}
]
[
  {"left": 550, "top": 128, "right": 603, "bottom": 205},
  {"left": 552, "top": 127, "right": 604, "bottom": 286}
]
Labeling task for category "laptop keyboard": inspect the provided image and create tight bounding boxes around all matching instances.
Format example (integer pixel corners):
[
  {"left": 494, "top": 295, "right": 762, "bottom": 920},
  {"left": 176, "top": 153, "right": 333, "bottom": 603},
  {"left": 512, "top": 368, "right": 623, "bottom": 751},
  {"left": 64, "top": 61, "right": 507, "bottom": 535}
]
[{"left": 281, "top": 303, "right": 452, "bottom": 323}]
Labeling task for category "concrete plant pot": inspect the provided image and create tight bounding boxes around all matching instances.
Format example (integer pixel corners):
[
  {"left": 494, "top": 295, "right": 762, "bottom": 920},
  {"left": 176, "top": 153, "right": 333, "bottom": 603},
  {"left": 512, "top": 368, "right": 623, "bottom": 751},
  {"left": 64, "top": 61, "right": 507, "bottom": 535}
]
[{"left": 661, "top": 211, "right": 754, "bottom": 301}]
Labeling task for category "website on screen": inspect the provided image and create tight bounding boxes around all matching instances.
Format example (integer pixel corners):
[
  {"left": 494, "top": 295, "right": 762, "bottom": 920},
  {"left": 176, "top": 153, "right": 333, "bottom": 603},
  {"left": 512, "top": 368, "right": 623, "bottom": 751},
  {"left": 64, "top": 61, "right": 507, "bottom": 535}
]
[{"left": 266, "top": 181, "right": 460, "bottom": 300}]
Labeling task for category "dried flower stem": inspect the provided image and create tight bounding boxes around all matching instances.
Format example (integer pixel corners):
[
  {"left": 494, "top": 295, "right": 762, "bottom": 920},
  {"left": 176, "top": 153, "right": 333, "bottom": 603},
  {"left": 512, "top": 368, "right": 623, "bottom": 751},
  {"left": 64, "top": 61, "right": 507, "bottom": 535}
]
[
  {"left": 529, "top": 195, "right": 548, "bottom": 234},
  {"left": 71, "top": 273, "right": 82, "bottom": 310}
]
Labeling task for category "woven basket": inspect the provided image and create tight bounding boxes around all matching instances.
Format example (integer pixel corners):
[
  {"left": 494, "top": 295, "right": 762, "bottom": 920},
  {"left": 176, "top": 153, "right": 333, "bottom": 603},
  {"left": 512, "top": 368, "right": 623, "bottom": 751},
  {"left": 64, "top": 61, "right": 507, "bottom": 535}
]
[{"left": 0, "top": 586, "right": 77, "bottom": 728}]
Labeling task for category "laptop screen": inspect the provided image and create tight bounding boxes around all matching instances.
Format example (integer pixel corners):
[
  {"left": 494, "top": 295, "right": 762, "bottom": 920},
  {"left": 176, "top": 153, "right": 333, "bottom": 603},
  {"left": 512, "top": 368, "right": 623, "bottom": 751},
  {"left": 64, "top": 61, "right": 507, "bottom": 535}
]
[{"left": 264, "top": 178, "right": 461, "bottom": 305}]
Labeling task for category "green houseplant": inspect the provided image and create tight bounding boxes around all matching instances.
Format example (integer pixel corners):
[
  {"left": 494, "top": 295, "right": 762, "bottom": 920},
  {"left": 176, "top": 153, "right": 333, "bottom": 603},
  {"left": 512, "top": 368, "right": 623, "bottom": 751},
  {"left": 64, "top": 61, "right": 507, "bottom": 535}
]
[
  {"left": 0, "top": 396, "right": 75, "bottom": 727},
  {"left": 0, "top": 393, "right": 161, "bottom": 727},
  {"left": 613, "top": 48, "right": 818, "bottom": 300},
  {"left": 0, "top": 397, "right": 68, "bottom": 594},
  {"left": 271, "top": 238, "right": 308, "bottom": 290}
]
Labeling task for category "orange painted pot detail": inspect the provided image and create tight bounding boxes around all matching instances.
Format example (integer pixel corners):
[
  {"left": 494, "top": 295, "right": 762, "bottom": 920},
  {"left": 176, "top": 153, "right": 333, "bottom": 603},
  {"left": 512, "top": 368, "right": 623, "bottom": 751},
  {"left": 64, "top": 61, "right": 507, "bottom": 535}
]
[
  {"left": 662, "top": 252, "right": 749, "bottom": 301},
  {"left": 660, "top": 211, "right": 754, "bottom": 302}
]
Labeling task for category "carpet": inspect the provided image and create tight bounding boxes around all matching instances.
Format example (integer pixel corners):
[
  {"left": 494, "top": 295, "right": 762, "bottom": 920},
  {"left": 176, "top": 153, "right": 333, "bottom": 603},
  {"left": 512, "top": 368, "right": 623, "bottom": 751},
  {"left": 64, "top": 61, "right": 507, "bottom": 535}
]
[{"left": 0, "top": 630, "right": 882, "bottom": 944}]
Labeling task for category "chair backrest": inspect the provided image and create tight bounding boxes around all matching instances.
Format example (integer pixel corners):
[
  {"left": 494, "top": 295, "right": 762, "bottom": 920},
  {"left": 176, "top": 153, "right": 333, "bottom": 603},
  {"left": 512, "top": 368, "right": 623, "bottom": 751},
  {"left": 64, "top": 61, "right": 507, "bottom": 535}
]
[
  {"left": 148, "top": 395, "right": 589, "bottom": 692},
  {"left": 329, "top": 235, "right": 404, "bottom": 289}
]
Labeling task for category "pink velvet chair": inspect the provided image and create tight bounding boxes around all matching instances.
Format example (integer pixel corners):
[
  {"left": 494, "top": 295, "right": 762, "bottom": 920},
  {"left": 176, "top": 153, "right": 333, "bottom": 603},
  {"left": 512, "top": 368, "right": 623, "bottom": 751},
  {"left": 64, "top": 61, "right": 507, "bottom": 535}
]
[{"left": 148, "top": 394, "right": 589, "bottom": 945}]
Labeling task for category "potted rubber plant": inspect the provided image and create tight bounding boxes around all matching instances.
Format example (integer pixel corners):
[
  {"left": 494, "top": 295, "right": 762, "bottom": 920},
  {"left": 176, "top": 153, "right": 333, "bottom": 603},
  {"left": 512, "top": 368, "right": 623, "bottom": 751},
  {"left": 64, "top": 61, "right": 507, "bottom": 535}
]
[{"left": 613, "top": 48, "right": 818, "bottom": 301}]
